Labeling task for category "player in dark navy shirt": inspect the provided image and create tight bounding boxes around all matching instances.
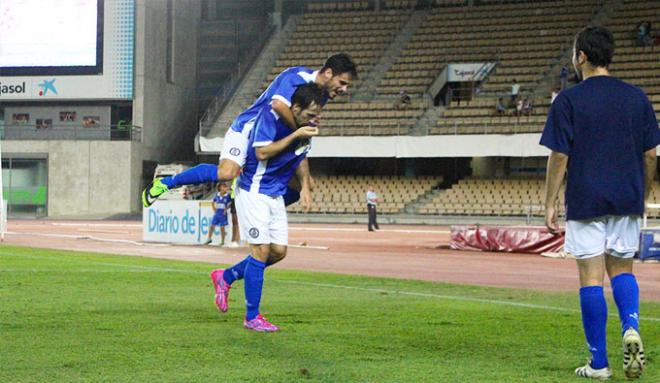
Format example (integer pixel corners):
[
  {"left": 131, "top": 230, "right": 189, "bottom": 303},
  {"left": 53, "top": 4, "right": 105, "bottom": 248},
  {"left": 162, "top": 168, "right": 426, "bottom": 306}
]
[{"left": 541, "top": 26, "right": 658, "bottom": 380}]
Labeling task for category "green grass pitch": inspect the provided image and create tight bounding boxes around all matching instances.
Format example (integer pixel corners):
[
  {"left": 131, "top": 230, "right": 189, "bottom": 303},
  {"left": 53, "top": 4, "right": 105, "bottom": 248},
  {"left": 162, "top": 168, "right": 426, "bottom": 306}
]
[{"left": 1, "top": 246, "right": 658, "bottom": 382}]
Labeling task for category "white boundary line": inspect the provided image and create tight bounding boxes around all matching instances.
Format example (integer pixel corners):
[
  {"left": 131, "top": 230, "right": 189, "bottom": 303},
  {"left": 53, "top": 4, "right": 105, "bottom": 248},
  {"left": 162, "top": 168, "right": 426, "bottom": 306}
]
[
  {"left": 4, "top": 231, "right": 165, "bottom": 246},
  {"left": 3, "top": 252, "right": 659, "bottom": 322},
  {"left": 49, "top": 223, "right": 143, "bottom": 228},
  {"left": 289, "top": 227, "right": 450, "bottom": 234}
]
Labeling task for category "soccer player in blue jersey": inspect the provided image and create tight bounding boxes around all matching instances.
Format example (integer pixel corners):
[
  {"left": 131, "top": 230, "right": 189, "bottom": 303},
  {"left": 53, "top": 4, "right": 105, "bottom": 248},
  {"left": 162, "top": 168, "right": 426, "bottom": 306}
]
[
  {"left": 542, "top": 26, "right": 659, "bottom": 380},
  {"left": 203, "top": 183, "right": 232, "bottom": 246},
  {"left": 210, "top": 83, "right": 324, "bottom": 332},
  {"left": 141, "top": 53, "right": 357, "bottom": 209}
]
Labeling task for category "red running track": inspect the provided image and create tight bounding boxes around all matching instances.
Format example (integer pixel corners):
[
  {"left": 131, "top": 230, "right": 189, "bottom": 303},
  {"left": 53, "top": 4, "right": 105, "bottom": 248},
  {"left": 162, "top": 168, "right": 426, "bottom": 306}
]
[{"left": 2, "top": 220, "right": 658, "bottom": 301}]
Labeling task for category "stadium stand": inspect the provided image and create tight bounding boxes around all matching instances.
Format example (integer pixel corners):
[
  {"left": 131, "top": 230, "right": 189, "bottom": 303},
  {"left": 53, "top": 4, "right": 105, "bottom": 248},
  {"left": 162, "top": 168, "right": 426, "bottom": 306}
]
[
  {"left": 287, "top": 175, "right": 443, "bottom": 214},
  {"left": 418, "top": 177, "right": 660, "bottom": 218},
  {"left": 379, "top": 0, "right": 601, "bottom": 97},
  {"left": 265, "top": 7, "right": 410, "bottom": 92},
  {"left": 431, "top": 97, "right": 549, "bottom": 134},
  {"left": 607, "top": 0, "right": 660, "bottom": 107},
  {"left": 319, "top": 99, "right": 427, "bottom": 135},
  {"left": 418, "top": 177, "right": 561, "bottom": 217}
]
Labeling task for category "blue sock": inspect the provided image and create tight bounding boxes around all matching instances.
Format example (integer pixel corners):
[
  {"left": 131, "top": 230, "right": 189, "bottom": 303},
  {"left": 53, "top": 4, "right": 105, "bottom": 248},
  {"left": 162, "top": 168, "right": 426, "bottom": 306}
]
[
  {"left": 579, "top": 286, "right": 609, "bottom": 369},
  {"left": 244, "top": 257, "right": 266, "bottom": 321},
  {"left": 222, "top": 256, "right": 251, "bottom": 285},
  {"left": 161, "top": 163, "right": 218, "bottom": 189},
  {"left": 611, "top": 273, "right": 640, "bottom": 335}
]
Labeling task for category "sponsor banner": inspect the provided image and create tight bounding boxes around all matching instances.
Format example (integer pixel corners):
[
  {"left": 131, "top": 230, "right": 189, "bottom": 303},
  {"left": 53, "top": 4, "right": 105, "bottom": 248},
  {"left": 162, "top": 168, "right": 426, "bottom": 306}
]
[
  {"left": 448, "top": 63, "right": 496, "bottom": 82},
  {"left": 0, "top": 0, "right": 134, "bottom": 100},
  {"left": 143, "top": 200, "right": 233, "bottom": 245}
]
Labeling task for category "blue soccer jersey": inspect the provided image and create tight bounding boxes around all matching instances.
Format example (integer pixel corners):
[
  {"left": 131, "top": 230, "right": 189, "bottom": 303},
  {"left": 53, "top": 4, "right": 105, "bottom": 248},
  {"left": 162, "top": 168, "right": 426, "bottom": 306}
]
[
  {"left": 540, "top": 76, "right": 660, "bottom": 220},
  {"left": 229, "top": 67, "right": 322, "bottom": 133},
  {"left": 238, "top": 108, "right": 311, "bottom": 196},
  {"left": 213, "top": 193, "right": 232, "bottom": 216}
]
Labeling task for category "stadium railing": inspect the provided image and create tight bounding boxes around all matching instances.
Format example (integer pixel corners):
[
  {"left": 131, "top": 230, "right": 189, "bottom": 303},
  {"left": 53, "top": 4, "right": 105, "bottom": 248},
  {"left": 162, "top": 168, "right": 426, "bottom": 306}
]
[
  {"left": 198, "top": 25, "right": 276, "bottom": 136},
  {"left": 0, "top": 124, "right": 143, "bottom": 142}
]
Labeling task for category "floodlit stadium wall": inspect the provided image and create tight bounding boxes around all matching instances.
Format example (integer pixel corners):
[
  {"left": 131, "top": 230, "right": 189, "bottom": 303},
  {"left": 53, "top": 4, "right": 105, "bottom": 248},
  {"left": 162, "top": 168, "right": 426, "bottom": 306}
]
[
  {"left": 0, "top": 0, "right": 134, "bottom": 100},
  {"left": 0, "top": 0, "right": 201, "bottom": 218}
]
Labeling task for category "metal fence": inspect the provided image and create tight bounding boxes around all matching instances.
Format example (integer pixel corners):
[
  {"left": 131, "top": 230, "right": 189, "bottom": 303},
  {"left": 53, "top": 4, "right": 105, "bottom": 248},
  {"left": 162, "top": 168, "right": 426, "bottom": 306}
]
[{"left": 0, "top": 124, "right": 142, "bottom": 142}]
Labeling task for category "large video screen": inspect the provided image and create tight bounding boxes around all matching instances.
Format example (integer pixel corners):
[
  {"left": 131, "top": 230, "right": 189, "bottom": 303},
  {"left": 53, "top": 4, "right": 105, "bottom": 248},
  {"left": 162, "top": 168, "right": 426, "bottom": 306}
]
[{"left": 0, "top": 0, "right": 103, "bottom": 76}]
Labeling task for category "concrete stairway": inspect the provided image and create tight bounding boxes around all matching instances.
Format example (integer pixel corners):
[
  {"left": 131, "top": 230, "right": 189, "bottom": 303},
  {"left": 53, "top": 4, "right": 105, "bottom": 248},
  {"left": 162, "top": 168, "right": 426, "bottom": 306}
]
[
  {"left": 201, "top": 15, "right": 302, "bottom": 138},
  {"left": 403, "top": 187, "right": 443, "bottom": 214},
  {"left": 412, "top": 102, "right": 444, "bottom": 136},
  {"left": 354, "top": 9, "right": 429, "bottom": 102},
  {"left": 533, "top": 0, "right": 624, "bottom": 98}
]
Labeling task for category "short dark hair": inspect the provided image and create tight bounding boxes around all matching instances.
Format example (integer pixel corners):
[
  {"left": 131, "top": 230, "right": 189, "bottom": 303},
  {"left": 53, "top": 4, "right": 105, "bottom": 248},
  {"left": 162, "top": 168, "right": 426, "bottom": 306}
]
[
  {"left": 574, "top": 26, "right": 615, "bottom": 68},
  {"left": 320, "top": 53, "right": 358, "bottom": 79},
  {"left": 291, "top": 83, "right": 325, "bottom": 110}
]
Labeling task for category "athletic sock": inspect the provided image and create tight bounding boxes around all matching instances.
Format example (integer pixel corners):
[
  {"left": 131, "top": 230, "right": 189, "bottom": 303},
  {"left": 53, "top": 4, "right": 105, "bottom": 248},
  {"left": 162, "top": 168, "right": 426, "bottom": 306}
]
[
  {"left": 611, "top": 273, "right": 640, "bottom": 335},
  {"left": 244, "top": 257, "right": 266, "bottom": 321},
  {"left": 579, "top": 286, "right": 609, "bottom": 369},
  {"left": 223, "top": 256, "right": 251, "bottom": 285},
  {"left": 161, "top": 163, "right": 218, "bottom": 189}
]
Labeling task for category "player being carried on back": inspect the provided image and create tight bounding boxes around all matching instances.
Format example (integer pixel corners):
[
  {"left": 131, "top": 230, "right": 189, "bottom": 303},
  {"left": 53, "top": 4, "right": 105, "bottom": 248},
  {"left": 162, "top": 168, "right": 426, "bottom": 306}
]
[
  {"left": 210, "top": 83, "right": 324, "bottom": 332},
  {"left": 141, "top": 53, "right": 357, "bottom": 209}
]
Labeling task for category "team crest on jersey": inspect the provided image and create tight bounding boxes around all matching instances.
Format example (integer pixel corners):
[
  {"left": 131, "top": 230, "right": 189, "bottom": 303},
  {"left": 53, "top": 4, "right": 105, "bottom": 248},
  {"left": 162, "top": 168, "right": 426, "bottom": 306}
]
[
  {"left": 295, "top": 139, "right": 312, "bottom": 156},
  {"left": 229, "top": 147, "right": 241, "bottom": 156},
  {"left": 248, "top": 227, "right": 260, "bottom": 238}
]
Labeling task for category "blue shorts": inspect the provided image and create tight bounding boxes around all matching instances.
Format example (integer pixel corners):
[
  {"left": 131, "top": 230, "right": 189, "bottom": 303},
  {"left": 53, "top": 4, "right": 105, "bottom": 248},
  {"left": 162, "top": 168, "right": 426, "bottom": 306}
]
[{"left": 212, "top": 213, "right": 228, "bottom": 227}]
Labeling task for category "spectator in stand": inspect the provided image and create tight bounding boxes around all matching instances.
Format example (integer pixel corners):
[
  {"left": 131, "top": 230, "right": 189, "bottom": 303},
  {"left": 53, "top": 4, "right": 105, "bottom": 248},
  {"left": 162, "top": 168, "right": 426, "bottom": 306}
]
[
  {"left": 514, "top": 97, "right": 524, "bottom": 117},
  {"left": 635, "top": 21, "right": 652, "bottom": 47},
  {"left": 510, "top": 79, "right": 520, "bottom": 104},
  {"left": 395, "top": 90, "right": 411, "bottom": 110},
  {"left": 560, "top": 65, "right": 569, "bottom": 90},
  {"left": 494, "top": 97, "right": 507, "bottom": 116},
  {"left": 522, "top": 98, "right": 533, "bottom": 116}
]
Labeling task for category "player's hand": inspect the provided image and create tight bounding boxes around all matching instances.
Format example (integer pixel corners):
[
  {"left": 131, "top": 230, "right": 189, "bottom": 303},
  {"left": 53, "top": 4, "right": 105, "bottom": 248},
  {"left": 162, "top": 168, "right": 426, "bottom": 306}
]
[
  {"left": 545, "top": 205, "right": 559, "bottom": 234},
  {"left": 296, "top": 126, "right": 319, "bottom": 139},
  {"left": 300, "top": 186, "right": 312, "bottom": 213}
]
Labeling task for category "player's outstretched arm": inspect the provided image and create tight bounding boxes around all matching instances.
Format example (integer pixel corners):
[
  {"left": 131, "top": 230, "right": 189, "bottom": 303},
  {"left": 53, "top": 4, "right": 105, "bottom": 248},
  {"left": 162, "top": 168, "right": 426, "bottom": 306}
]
[{"left": 255, "top": 126, "right": 318, "bottom": 161}]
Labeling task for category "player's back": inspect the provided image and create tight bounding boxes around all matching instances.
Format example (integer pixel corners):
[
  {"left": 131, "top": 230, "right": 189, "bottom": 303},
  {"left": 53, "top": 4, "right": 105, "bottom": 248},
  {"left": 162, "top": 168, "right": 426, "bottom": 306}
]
[
  {"left": 563, "top": 76, "right": 653, "bottom": 154},
  {"left": 542, "top": 75, "right": 659, "bottom": 219},
  {"left": 229, "top": 66, "right": 314, "bottom": 132}
]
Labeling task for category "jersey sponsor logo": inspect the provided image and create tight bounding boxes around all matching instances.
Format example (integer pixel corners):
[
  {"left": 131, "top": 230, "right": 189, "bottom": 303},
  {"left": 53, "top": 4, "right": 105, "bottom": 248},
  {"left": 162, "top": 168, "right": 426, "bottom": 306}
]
[
  {"left": 229, "top": 147, "right": 241, "bottom": 156},
  {"left": 248, "top": 227, "right": 260, "bottom": 238}
]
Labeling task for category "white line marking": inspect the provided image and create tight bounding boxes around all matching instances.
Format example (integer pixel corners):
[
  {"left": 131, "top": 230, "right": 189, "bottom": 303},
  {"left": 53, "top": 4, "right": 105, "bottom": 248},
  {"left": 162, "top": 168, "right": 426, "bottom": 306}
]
[
  {"left": 4, "top": 231, "right": 167, "bottom": 246},
  {"left": 289, "top": 227, "right": 450, "bottom": 234},
  {"left": 77, "top": 229, "right": 130, "bottom": 234},
  {"left": 289, "top": 244, "right": 329, "bottom": 250},
  {"left": 49, "top": 223, "right": 143, "bottom": 228},
  {"left": 277, "top": 280, "right": 660, "bottom": 322},
  {"left": 3, "top": 251, "right": 659, "bottom": 322}
]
